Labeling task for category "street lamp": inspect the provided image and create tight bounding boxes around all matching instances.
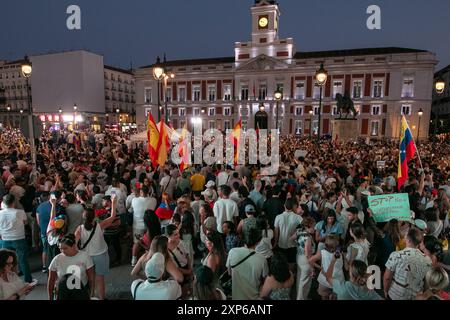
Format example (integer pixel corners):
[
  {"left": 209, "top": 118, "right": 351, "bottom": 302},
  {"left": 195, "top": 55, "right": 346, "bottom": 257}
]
[
  {"left": 21, "top": 56, "right": 36, "bottom": 169},
  {"left": 73, "top": 103, "right": 78, "bottom": 131},
  {"left": 309, "top": 110, "right": 313, "bottom": 138},
  {"left": 274, "top": 87, "right": 283, "bottom": 133},
  {"left": 434, "top": 78, "right": 446, "bottom": 135},
  {"left": 315, "top": 63, "right": 328, "bottom": 142},
  {"left": 152, "top": 56, "right": 165, "bottom": 122},
  {"left": 6, "top": 106, "right": 11, "bottom": 128},
  {"left": 417, "top": 108, "right": 423, "bottom": 143}
]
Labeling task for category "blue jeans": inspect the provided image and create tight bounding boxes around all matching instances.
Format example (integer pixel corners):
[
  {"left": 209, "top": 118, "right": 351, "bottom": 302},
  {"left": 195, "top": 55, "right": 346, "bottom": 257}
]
[{"left": 0, "top": 239, "right": 32, "bottom": 283}]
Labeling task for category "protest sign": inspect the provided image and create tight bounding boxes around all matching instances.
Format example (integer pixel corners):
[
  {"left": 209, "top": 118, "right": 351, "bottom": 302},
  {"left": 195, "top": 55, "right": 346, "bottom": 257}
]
[
  {"left": 377, "top": 161, "right": 386, "bottom": 169},
  {"left": 295, "top": 150, "right": 307, "bottom": 159},
  {"left": 368, "top": 193, "right": 411, "bottom": 223}
]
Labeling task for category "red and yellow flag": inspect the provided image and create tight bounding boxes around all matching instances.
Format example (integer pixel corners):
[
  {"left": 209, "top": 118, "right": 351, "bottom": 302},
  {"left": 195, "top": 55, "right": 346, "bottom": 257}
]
[
  {"left": 231, "top": 119, "right": 242, "bottom": 167},
  {"left": 156, "top": 119, "right": 170, "bottom": 167},
  {"left": 179, "top": 123, "right": 190, "bottom": 172},
  {"left": 147, "top": 112, "right": 159, "bottom": 168}
]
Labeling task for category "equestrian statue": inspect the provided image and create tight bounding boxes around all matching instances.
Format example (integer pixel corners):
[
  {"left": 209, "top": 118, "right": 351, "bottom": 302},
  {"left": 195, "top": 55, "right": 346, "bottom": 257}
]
[{"left": 335, "top": 93, "right": 357, "bottom": 119}]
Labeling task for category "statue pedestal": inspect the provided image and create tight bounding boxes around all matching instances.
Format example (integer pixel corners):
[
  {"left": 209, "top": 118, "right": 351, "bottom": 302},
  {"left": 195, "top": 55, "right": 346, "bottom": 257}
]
[{"left": 332, "top": 119, "right": 359, "bottom": 141}]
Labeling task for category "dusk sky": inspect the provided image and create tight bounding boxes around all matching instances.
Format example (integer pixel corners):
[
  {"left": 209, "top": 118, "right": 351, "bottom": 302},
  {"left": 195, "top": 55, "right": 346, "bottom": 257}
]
[{"left": 1, "top": 0, "right": 449, "bottom": 70}]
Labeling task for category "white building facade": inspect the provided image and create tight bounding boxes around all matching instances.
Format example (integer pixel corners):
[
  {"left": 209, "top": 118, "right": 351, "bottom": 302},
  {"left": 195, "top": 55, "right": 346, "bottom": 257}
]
[
  {"left": 0, "top": 50, "right": 136, "bottom": 131},
  {"left": 135, "top": 0, "right": 437, "bottom": 139}
]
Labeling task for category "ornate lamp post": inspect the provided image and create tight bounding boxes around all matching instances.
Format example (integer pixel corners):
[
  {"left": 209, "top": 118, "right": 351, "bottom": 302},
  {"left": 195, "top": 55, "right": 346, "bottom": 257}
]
[
  {"left": 58, "top": 108, "right": 63, "bottom": 130},
  {"left": 152, "top": 56, "right": 165, "bottom": 123},
  {"left": 315, "top": 63, "right": 328, "bottom": 142},
  {"left": 417, "top": 108, "right": 423, "bottom": 143},
  {"left": 21, "top": 56, "right": 36, "bottom": 169},
  {"left": 434, "top": 78, "right": 445, "bottom": 135},
  {"left": 73, "top": 103, "right": 78, "bottom": 131},
  {"left": 274, "top": 87, "right": 283, "bottom": 133}
]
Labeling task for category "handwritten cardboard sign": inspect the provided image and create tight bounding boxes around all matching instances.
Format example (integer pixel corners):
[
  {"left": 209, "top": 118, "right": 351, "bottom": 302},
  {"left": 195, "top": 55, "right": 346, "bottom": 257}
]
[{"left": 368, "top": 193, "right": 411, "bottom": 223}]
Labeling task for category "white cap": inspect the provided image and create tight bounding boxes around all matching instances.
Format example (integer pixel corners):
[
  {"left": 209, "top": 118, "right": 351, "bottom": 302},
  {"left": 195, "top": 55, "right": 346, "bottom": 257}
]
[
  {"left": 145, "top": 252, "right": 165, "bottom": 281},
  {"left": 205, "top": 180, "right": 215, "bottom": 188}
]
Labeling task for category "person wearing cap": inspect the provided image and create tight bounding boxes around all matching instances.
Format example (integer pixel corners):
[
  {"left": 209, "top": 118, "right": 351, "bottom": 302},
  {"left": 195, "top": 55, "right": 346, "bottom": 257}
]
[
  {"left": 205, "top": 180, "right": 218, "bottom": 202},
  {"left": 201, "top": 188, "right": 215, "bottom": 209},
  {"left": 131, "top": 252, "right": 181, "bottom": 300},
  {"left": 237, "top": 204, "right": 258, "bottom": 243}
]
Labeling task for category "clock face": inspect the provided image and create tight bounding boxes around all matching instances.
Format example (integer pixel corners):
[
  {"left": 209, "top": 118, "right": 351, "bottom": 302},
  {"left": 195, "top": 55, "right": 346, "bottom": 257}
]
[{"left": 259, "top": 17, "right": 268, "bottom": 28}]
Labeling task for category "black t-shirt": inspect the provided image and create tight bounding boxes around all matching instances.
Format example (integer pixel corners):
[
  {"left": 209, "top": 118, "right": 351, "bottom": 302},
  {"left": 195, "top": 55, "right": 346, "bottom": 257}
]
[{"left": 263, "top": 197, "right": 285, "bottom": 229}]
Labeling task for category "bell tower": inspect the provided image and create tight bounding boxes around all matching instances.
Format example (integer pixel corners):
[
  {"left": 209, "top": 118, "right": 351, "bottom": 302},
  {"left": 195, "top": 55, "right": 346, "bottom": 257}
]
[
  {"left": 235, "top": 0, "right": 295, "bottom": 65},
  {"left": 251, "top": 0, "right": 280, "bottom": 44}
]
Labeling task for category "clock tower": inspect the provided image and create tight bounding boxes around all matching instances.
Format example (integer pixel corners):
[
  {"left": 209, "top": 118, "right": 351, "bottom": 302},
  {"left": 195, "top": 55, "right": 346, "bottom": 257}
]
[
  {"left": 251, "top": 0, "right": 280, "bottom": 44},
  {"left": 235, "top": 1, "right": 295, "bottom": 65}
]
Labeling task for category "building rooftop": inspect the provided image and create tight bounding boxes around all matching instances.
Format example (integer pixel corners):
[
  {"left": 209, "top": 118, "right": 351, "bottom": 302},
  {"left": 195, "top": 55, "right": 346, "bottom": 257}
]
[
  {"left": 435, "top": 65, "right": 450, "bottom": 77},
  {"left": 139, "top": 47, "right": 429, "bottom": 69},
  {"left": 140, "top": 56, "right": 235, "bottom": 69},
  {"left": 294, "top": 47, "right": 427, "bottom": 59},
  {"left": 104, "top": 65, "right": 134, "bottom": 75}
]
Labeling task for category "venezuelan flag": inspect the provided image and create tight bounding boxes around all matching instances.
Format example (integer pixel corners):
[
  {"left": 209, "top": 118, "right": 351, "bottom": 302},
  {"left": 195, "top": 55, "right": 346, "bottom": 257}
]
[{"left": 397, "top": 115, "right": 417, "bottom": 191}]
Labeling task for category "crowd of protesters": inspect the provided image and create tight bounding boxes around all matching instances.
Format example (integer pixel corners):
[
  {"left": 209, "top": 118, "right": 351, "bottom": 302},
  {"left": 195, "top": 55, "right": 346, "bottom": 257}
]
[{"left": 0, "top": 126, "right": 449, "bottom": 300}]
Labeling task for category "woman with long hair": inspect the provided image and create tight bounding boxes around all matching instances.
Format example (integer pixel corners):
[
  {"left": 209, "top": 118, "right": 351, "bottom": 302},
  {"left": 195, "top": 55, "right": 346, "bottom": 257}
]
[
  {"left": 131, "top": 235, "right": 183, "bottom": 284},
  {"left": 138, "top": 210, "right": 162, "bottom": 251},
  {"left": 202, "top": 231, "right": 226, "bottom": 285},
  {"left": 314, "top": 210, "right": 344, "bottom": 245},
  {"left": 74, "top": 194, "right": 118, "bottom": 300},
  {"left": 260, "top": 252, "right": 294, "bottom": 300},
  {"left": 192, "top": 265, "right": 226, "bottom": 300},
  {"left": 180, "top": 211, "right": 196, "bottom": 269},
  {"left": 0, "top": 249, "right": 35, "bottom": 300},
  {"left": 166, "top": 224, "right": 193, "bottom": 298},
  {"left": 293, "top": 216, "right": 316, "bottom": 300},
  {"left": 376, "top": 219, "right": 401, "bottom": 269}
]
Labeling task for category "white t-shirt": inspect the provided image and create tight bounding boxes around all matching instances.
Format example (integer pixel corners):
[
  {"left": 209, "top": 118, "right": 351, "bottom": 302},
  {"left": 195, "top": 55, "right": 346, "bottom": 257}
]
[
  {"left": 132, "top": 197, "right": 157, "bottom": 230},
  {"left": 79, "top": 223, "right": 108, "bottom": 256},
  {"left": 255, "top": 229, "right": 274, "bottom": 259},
  {"left": 131, "top": 279, "right": 181, "bottom": 300},
  {"left": 49, "top": 251, "right": 94, "bottom": 286},
  {"left": 126, "top": 194, "right": 136, "bottom": 212},
  {"left": 318, "top": 250, "right": 345, "bottom": 289},
  {"left": 217, "top": 172, "right": 230, "bottom": 188},
  {"left": 0, "top": 272, "right": 26, "bottom": 300},
  {"left": 274, "top": 211, "right": 302, "bottom": 249},
  {"left": 213, "top": 198, "right": 239, "bottom": 233},
  {"left": 160, "top": 175, "right": 176, "bottom": 198},
  {"left": 226, "top": 247, "right": 268, "bottom": 300},
  {"left": 0, "top": 208, "right": 27, "bottom": 241}
]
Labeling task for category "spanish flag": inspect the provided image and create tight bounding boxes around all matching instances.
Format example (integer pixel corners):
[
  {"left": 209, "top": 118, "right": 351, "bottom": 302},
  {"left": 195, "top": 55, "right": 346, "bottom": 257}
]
[
  {"left": 231, "top": 119, "right": 242, "bottom": 167},
  {"left": 147, "top": 112, "right": 159, "bottom": 168},
  {"left": 397, "top": 115, "right": 417, "bottom": 191},
  {"left": 179, "top": 123, "right": 190, "bottom": 172},
  {"left": 156, "top": 118, "right": 170, "bottom": 167}
]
